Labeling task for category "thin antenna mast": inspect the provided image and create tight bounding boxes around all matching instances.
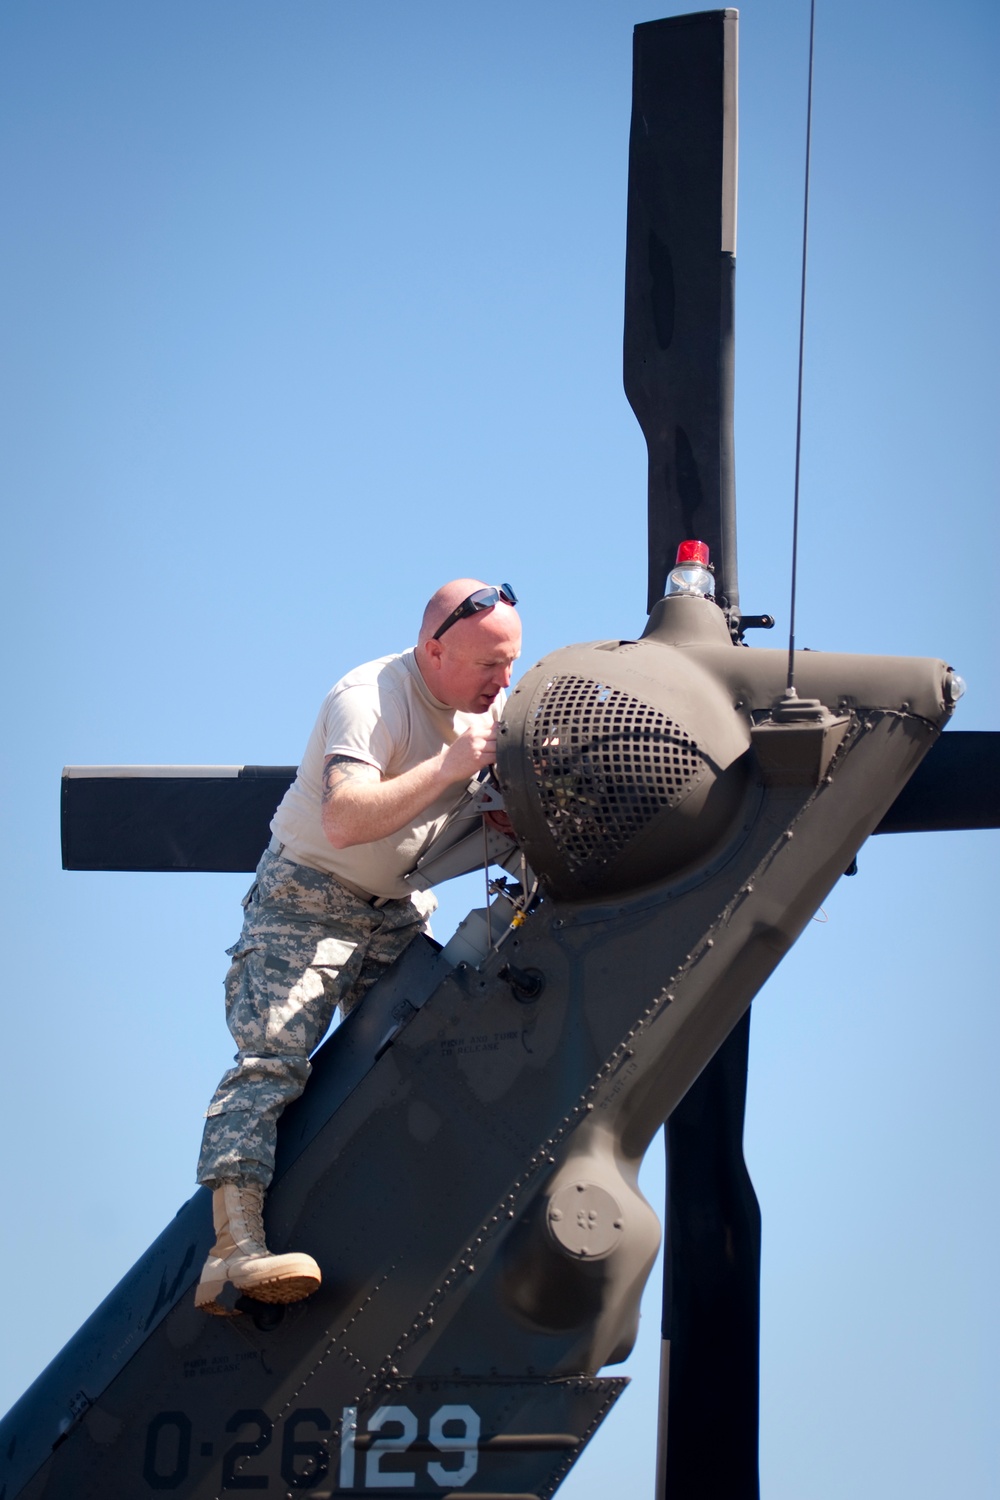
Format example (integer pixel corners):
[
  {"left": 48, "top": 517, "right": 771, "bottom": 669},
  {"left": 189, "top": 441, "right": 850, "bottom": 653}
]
[{"left": 786, "top": 0, "right": 818, "bottom": 696}]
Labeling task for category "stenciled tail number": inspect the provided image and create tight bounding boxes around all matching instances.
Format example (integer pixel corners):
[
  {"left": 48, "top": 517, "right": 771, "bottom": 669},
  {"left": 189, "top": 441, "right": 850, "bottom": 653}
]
[{"left": 142, "top": 1402, "right": 480, "bottom": 1490}]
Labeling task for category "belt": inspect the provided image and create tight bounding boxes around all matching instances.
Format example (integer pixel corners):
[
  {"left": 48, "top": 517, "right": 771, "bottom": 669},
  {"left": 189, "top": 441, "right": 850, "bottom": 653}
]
[{"left": 267, "top": 834, "right": 391, "bottom": 907}]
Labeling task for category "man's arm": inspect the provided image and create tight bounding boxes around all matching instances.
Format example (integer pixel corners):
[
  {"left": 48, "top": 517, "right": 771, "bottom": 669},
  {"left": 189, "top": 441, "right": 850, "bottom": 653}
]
[{"left": 320, "top": 723, "right": 497, "bottom": 849}]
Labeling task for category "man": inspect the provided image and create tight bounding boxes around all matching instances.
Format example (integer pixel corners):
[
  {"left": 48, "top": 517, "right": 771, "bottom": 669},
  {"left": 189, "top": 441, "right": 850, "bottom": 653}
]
[{"left": 194, "top": 579, "right": 522, "bottom": 1314}]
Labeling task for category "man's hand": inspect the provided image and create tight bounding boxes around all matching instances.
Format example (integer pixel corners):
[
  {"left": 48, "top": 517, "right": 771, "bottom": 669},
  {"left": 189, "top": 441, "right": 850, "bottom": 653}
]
[{"left": 441, "top": 722, "right": 497, "bottom": 782}]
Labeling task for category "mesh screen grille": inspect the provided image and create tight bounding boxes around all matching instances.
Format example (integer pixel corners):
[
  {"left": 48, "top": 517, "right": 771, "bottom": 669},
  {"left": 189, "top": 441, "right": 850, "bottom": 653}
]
[{"left": 528, "top": 674, "right": 706, "bottom": 873}]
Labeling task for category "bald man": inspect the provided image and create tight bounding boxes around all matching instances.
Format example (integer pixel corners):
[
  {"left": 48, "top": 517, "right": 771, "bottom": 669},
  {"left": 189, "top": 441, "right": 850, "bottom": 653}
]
[{"left": 194, "top": 581, "right": 521, "bottom": 1314}]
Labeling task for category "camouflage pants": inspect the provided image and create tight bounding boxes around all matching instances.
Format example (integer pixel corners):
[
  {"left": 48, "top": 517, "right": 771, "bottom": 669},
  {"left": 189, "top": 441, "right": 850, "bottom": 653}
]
[{"left": 197, "top": 848, "right": 434, "bottom": 1190}]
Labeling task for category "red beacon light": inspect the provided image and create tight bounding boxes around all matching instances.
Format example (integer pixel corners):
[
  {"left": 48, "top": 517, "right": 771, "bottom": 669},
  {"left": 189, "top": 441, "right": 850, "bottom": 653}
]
[
  {"left": 666, "top": 539, "right": 715, "bottom": 599},
  {"left": 675, "top": 539, "right": 710, "bottom": 567}
]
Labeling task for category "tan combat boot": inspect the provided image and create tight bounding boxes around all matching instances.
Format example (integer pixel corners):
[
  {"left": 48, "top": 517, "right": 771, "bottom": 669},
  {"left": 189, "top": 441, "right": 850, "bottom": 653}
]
[{"left": 194, "top": 1182, "right": 321, "bottom": 1315}]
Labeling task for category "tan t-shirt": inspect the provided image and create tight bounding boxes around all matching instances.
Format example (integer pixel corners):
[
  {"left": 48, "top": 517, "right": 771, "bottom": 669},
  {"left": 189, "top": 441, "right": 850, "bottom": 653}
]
[{"left": 270, "top": 649, "right": 503, "bottom": 899}]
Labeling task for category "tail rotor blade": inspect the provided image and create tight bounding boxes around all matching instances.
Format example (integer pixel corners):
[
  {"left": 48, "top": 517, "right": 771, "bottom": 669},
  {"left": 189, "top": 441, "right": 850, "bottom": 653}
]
[
  {"left": 872, "top": 729, "right": 1000, "bottom": 834},
  {"left": 624, "top": 11, "right": 740, "bottom": 618},
  {"left": 657, "top": 1011, "right": 762, "bottom": 1500},
  {"left": 60, "top": 765, "right": 295, "bottom": 872}
]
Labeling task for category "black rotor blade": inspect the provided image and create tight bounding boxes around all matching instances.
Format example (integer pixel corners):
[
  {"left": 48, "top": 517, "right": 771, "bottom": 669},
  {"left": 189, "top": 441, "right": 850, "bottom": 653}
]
[
  {"left": 657, "top": 1010, "right": 761, "bottom": 1500},
  {"left": 60, "top": 765, "right": 295, "bottom": 872},
  {"left": 624, "top": 10, "right": 739, "bottom": 617},
  {"left": 872, "top": 729, "right": 1000, "bottom": 834},
  {"left": 60, "top": 732, "right": 1000, "bottom": 874}
]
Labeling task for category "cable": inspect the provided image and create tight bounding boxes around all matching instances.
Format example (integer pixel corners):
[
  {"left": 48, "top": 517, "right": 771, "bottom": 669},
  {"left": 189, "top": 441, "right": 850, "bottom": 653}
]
[
  {"left": 483, "top": 818, "right": 493, "bottom": 948},
  {"left": 787, "top": 0, "right": 818, "bottom": 696}
]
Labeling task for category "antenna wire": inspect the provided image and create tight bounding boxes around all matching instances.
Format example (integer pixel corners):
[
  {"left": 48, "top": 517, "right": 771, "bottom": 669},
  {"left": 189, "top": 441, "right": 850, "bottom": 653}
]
[{"left": 787, "top": 0, "right": 817, "bottom": 695}]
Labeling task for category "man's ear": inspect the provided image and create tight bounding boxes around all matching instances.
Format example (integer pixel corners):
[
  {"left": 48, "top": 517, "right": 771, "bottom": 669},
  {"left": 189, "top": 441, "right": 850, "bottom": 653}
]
[{"left": 420, "top": 638, "right": 444, "bottom": 673}]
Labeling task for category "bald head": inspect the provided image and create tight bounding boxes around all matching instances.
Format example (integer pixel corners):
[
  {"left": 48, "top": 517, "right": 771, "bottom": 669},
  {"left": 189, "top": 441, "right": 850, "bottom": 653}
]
[
  {"left": 416, "top": 578, "right": 522, "bottom": 714},
  {"left": 419, "top": 579, "right": 491, "bottom": 646}
]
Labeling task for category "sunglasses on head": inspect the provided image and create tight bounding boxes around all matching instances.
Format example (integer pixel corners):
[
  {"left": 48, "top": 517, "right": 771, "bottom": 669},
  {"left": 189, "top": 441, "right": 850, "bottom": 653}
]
[{"left": 432, "top": 583, "right": 518, "bottom": 641}]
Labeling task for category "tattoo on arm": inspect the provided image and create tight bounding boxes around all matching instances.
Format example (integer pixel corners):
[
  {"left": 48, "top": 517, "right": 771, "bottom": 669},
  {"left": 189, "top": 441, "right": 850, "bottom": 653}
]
[{"left": 322, "top": 754, "right": 375, "bottom": 803}]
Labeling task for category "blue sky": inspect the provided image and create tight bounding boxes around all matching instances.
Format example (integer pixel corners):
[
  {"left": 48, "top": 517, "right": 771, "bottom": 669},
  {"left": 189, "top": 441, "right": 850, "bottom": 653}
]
[{"left": 1, "top": 2, "right": 997, "bottom": 1495}]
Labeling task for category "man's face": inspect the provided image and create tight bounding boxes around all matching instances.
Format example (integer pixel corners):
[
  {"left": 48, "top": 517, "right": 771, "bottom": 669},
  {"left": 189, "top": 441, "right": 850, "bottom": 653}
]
[{"left": 421, "top": 606, "right": 522, "bottom": 714}]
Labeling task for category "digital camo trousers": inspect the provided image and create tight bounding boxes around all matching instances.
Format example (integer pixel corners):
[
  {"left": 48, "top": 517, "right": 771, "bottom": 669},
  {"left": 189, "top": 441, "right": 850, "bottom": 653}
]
[{"left": 197, "top": 848, "right": 434, "bottom": 1190}]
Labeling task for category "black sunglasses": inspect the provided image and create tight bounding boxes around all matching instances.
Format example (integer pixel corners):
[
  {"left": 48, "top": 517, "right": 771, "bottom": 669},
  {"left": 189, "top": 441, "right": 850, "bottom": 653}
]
[{"left": 432, "top": 583, "right": 518, "bottom": 641}]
